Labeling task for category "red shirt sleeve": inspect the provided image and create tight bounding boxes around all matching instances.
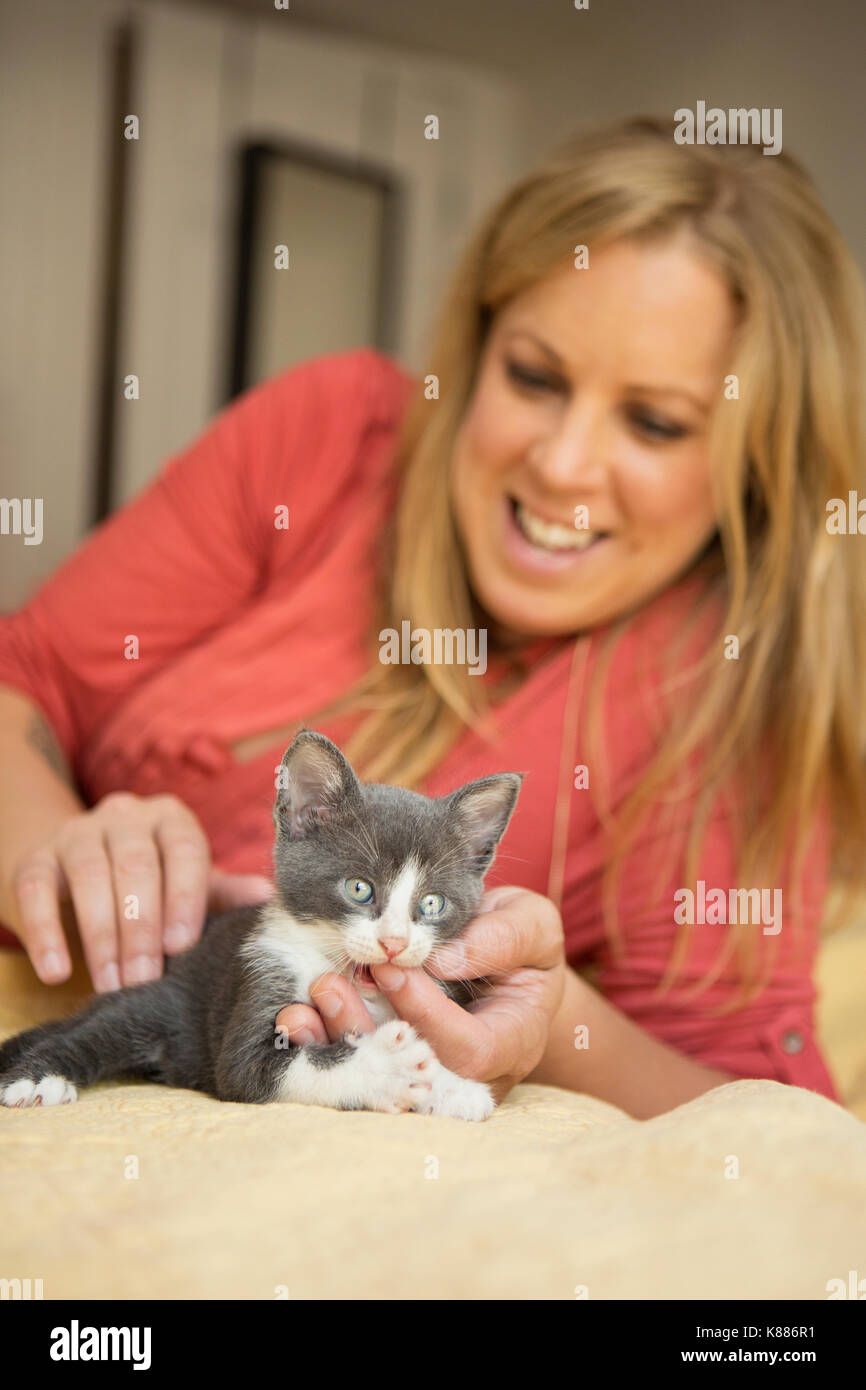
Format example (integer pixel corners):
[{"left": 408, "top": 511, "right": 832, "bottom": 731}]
[{"left": 0, "top": 348, "right": 397, "bottom": 773}]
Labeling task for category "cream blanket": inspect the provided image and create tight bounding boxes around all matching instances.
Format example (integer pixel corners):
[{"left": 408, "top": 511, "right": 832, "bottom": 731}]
[{"left": 1, "top": 917, "right": 865, "bottom": 1300}]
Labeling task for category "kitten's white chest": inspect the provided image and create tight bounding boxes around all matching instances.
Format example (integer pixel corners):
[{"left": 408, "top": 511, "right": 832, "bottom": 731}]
[
  {"left": 251, "top": 903, "right": 494, "bottom": 1122},
  {"left": 245, "top": 903, "right": 397, "bottom": 1024}
]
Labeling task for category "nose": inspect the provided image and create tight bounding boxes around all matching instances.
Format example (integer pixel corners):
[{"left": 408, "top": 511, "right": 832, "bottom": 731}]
[
  {"left": 378, "top": 936, "right": 407, "bottom": 960},
  {"left": 528, "top": 399, "right": 607, "bottom": 489}
]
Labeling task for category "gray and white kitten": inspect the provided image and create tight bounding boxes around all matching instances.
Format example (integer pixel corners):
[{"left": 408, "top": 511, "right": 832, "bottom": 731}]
[{"left": 0, "top": 731, "right": 522, "bottom": 1122}]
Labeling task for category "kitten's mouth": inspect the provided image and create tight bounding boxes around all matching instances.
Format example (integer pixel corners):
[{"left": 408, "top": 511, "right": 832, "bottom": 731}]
[{"left": 352, "top": 964, "right": 377, "bottom": 991}]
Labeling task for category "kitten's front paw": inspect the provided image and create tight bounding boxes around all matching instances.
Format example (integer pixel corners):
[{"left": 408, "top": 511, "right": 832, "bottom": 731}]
[
  {"left": 346, "top": 1020, "right": 434, "bottom": 1115},
  {"left": 428, "top": 1071, "right": 495, "bottom": 1123},
  {"left": 1, "top": 1074, "right": 78, "bottom": 1108}
]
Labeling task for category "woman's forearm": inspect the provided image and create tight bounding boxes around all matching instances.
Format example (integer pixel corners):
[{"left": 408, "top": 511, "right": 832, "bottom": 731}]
[
  {"left": 527, "top": 962, "right": 734, "bottom": 1120},
  {"left": 0, "top": 684, "right": 84, "bottom": 936}
]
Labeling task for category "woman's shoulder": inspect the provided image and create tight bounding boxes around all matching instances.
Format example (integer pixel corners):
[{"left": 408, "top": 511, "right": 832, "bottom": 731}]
[
  {"left": 152, "top": 347, "right": 418, "bottom": 530},
  {"left": 206, "top": 347, "right": 417, "bottom": 504},
  {"left": 230, "top": 346, "right": 416, "bottom": 439}
]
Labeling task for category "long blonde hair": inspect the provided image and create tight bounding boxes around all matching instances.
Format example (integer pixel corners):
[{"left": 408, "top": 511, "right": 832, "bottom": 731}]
[{"left": 313, "top": 115, "right": 866, "bottom": 1004}]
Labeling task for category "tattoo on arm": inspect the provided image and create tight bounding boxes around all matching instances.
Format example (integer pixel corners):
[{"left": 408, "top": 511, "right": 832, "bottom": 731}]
[{"left": 26, "top": 713, "right": 74, "bottom": 787}]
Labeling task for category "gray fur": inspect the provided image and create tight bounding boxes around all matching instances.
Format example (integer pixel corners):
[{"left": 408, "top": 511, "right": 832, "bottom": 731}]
[{"left": 0, "top": 731, "right": 522, "bottom": 1108}]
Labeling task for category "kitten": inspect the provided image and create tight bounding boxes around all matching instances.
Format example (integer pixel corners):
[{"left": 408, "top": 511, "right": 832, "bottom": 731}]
[{"left": 0, "top": 731, "right": 522, "bottom": 1122}]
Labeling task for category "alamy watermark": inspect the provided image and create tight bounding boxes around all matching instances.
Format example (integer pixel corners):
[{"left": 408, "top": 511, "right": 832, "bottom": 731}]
[
  {"left": 674, "top": 880, "right": 782, "bottom": 935},
  {"left": 379, "top": 621, "right": 487, "bottom": 675},
  {"left": 0, "top": 1276, "right": 43, "bottom": 1299},
  {"left": 674, "top": 102, "right": 782, "bottom": 156},
  {"left": 0, "top": 497, "right": 42, "bottom": 545},
  {"left": 49, "top": 1321, "right": 151, "bottom": 1370},
  {"left": 826, "top": 491, "right": 866, "bottom": 533}
]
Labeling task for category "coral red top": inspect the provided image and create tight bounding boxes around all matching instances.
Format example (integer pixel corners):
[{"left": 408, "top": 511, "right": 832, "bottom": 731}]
[{"left": 0, "top": 348, "right": 838, "bottom": 1100}]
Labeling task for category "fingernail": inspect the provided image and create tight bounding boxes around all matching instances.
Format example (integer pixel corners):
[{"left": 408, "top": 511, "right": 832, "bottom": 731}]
[
  {"left": 124, "top": 955, "right": 161, "bottom": 985},
  {"left": 164, "top": 922, "right": 194, "bottom": 952},
  {"left": 288, "top": 1027, "right": 316, "bottom": 1045},
  {"left": 373, "top": 964, "right": 405, "bottom": 990},
  {"left": 38, "top": 950, "right": 68, "bottom": 982},
  {"left": 94, "top": 962, "right": 121, "bottom": 993},
  {"left": 429, "top": 942, "right": 465, "bottom": 975},
  {"left": 315, "top": 992, "right": 342, "bottom": 1019}
]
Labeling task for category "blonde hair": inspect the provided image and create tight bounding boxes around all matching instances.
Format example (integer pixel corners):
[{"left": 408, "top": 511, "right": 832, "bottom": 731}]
[{"left": 312, "top": 115, "right": 866, "bottom": 1005}]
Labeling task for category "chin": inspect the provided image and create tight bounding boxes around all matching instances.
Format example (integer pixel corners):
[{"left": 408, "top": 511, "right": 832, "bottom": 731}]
[{"left": 472, "top": 575, "right": 596, "bottom": 639}]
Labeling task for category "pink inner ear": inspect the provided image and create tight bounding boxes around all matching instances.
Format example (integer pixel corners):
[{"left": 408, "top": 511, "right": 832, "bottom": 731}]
[
  {"left": 458, "top": 789, "right": 508, "bottom": 838},
  {"left": 288, "top": 799, "right": 334, "bottom": 836},
  {"left": 282, "top": 742, "right": 346, "bottom": 827},
  {"left": 448, "top": 776, "right": 520, "bottom": 865}
]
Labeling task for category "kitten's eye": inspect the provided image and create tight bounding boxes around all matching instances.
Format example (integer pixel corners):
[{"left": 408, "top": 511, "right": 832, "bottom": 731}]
[
  {"left": 344, "top": 877, "right": 374, "bottom": 905},
  {"left": 418, "top": 892, "right": 446, "bottom": 919}
]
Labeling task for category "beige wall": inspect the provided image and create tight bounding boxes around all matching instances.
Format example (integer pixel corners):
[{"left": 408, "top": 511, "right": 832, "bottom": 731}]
[
  {"left": 0, "top": 0, "right": 525, "bottom": 605},
  {"left": 515, "top": 0, "right": 866, "bottom": 277},
  {"left": 242, "top": 0, "right": 865, "bottom": 270}
]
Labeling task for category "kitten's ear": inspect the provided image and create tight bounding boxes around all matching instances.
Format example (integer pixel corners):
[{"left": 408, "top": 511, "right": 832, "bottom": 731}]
[
  {"left": 274, "top": 731, "right": 362, "bottom": 840},
  {"left": 443, "top": 772, "right": 523, "bottom": 874}
]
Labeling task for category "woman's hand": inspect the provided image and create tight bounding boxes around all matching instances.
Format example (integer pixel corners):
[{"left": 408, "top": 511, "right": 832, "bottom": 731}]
[
  {"left": 7, "top": 791, "right": 271, "bottom": 992},
  {"left": 275, "top": 886, "right": 566, "bottom": 1104}
]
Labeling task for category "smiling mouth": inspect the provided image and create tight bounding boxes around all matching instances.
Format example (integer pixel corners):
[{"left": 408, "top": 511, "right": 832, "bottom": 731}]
[{"left": 511, "top": 497, "right": 608, "bottom": 552}]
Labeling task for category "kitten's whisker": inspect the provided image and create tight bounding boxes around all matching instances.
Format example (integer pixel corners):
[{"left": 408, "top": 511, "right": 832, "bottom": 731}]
[
  {"left": 425, "top": 844, "right": 474, "bottom": 874},
  {"left": 422, "top": 966, "right": 493, "bottom": 999},
  {"left": 335, "top": 823, "right": 377, "bottom": 864},
  {"left": 344, "top": 811, "right": 380, "bottom": 863}
]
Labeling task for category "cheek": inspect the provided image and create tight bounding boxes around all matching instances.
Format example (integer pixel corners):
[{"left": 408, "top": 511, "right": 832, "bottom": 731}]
[
  {"left": 408, "top": 921, "right": 436, "bottom": 957},
  {"left": 454, "top": 390, "right": 527, "bottom": 495},
  {"left": 342, "top": 916, "right": 381, "bottom": 952},
  {"left": 615, "top": 446, "right": 716, "bottom": 537}
]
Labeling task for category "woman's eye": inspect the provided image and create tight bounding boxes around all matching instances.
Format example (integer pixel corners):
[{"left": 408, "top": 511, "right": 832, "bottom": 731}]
[
  {"left": 506, "top": 357, "right": 688, "bottom": 439},
  {"left": 344, "top": 877, "right": 374, "bottom": 904},
  {"left": 629, "top": 409, "right": 688, "bottom": 442},
  {"left": 418, "top": 892, "right": 446, "bottom": 918},
  {"left": 505, "top": 359, "right": 558, "bottom": 394}
]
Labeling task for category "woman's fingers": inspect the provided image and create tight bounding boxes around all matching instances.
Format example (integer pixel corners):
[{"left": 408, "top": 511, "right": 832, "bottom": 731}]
[
  {"left": 153, "top": 799, "right": 211, "bottom": 955},
  {"left": 10, "top": 850, "right": 71, "bottom": 983},
  {"left": 104, "top": 818, "right": 164, "bottom": 986},
  {"left": 274, "top": 1003, "right": 329, "bottom": 1046},
  {"left": 371, "top": 965, "right": 492, "bottom": 1076},
  {"left": 309, "top": 974, "right": 376, "bottom": 1042},
  {"left": 6, "top": 791, "right": 219, "bottom": 993},
  {"left": 426, "top": 887, "right": 564, "bottom": 981},
  {"left": 275, "top": 976, "right": 377, "bottom": 1048},
  {"left": 56, "top": 830, "right": 120, "bottom": 992}
]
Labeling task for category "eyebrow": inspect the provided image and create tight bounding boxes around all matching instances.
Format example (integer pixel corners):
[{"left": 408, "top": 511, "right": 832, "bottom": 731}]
[
  {"left": 503, "top": 328, "right": 712, "bottom": 415},
  {"left": 630, "top": 385, "right": 711, "bottom": 415}
]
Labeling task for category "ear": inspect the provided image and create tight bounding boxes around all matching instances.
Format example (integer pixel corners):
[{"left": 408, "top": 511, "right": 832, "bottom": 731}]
[
  {"left": 274, "top": 730, "right": 362, "bottom": 841},
  {"left": 443, "top": 772, "right": 523, "bottom": 874}
]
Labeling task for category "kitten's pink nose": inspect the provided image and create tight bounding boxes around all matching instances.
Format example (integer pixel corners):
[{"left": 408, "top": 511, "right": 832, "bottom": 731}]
[{"left": 378, "top": 937, "right": 407, "bottom": 960}]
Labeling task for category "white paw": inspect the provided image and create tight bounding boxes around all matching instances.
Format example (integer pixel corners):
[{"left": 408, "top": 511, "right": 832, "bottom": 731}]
[
  {"left": 428, "top": 1071, "right": 495, "bottom": 1122},
  {"left": 1, "top": 1074, "right": 78, "bottom": 1108},
  {"left": 346, "top": 1020, "right": 435, "bottom": 1114}
]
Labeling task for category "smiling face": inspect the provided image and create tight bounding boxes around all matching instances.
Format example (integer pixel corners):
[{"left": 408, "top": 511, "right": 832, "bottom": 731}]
[{"left": 450, "top": 234, "right": 739, "bottom": 639}]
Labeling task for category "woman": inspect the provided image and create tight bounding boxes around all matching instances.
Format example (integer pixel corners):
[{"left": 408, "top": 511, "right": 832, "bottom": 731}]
[{"left": 1, "top": 116, "right": 863, "bottom": 1120}]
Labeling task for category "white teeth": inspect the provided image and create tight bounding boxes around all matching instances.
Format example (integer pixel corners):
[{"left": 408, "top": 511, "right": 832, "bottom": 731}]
[{"left": 514, "top": 502, "right": 600, "bottom": 552}]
